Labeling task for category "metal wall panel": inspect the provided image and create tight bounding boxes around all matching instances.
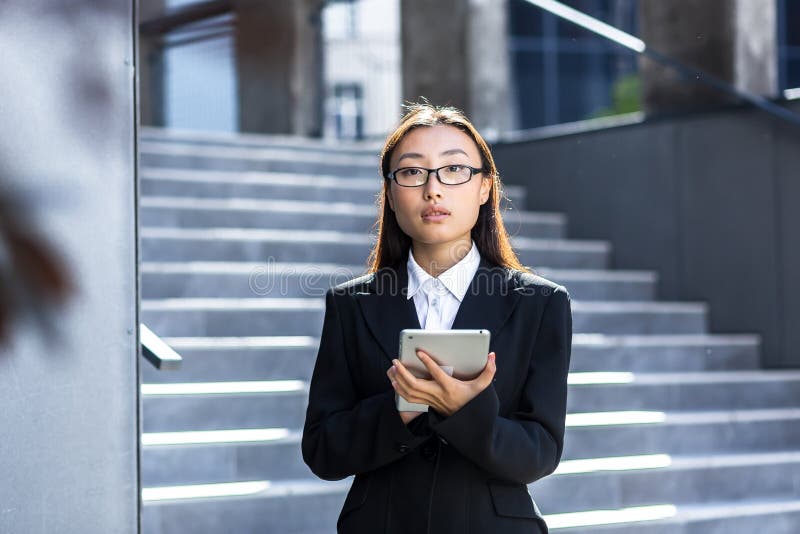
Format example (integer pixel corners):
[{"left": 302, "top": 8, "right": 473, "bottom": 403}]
[{"left": 0, "top": 1, "right": 139, "bottom": 532}]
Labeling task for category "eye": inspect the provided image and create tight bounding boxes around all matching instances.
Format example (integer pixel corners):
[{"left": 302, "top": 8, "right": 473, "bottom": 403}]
[
  {"left": 398, "top": 168, "right": 422, "bottom": 176},
  {"left": 446, "top": 165, "right": 467, "bottom": 173}
]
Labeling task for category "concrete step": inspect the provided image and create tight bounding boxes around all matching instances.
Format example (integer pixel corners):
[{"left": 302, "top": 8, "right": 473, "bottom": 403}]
[
  {"left": 140, "top": 408, "right": 800, "bottom": 487},
  {"left": 141, "top": 371, "right": 800, "bottom": 432},
  {"left": 139, "top": 141, "right": 378, "bottom": 178},
  {"left": 140, "top": 334, "right": 759, "bottom": 385},
  {"left": 141, "top": 428, "right": 309, "bottom": 486},
  {"left": 533, "top": 450, "right": 800, "bottom": 515},
  {"left": 140, "top": 298, "right": 326, "bottom": 338},
  {"left": 140, "top": 226, "right": 610, "bottom": 268},
  {"left": 140, "top": 167, "right": 528, "bottom": 209},
  {"left": 140, "top": 261, "right": 368, "bottom": 301},
  {"left": 139, "top": 126, "right": 383, "bottom": 156},
  {"left": 568, "top": 334, "right": 761, "bottom": 373},
  {"left": 567, "top": 370, "right": 800, "bottom": 412},
  {"left": 140, "top": 195, "right": 565, "bottom": 238},
  {"left": 141, "top": 477, "right": 349, "bottom": 534},
  {"left": 563, "top": 407, "right": 800, "bottom": 459},
  {"left": 537, "top": 268, "right": 657, "bottom": 301},
  {"left": 141, "top": 336, "right": 319, "bottom": 383},
  {"left": 140, "top": 298, "right": 707, "bottom": 338},
  {"left": 548, "top": 498, "right": 800, "bottom": 533},
  {"left": 141, "top": 380, "right": 308, "bottom": 433},
  {"left": 140, "top": 261, "right": 655, "bottom": 301},
  {"left": 570, "top": 301, "right": 707, "bottom": 335},
  {"left": 140, "top": 466, "right": 800, "bottom": 534}
]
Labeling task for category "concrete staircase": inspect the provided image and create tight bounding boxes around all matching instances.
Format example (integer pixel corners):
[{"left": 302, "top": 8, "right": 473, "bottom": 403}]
[{"left": 138, "top": 127, "right": 800, "bottom": 533}]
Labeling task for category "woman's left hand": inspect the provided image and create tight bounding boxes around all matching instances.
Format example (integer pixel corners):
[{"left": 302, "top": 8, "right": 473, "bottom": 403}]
[{"left": 387, "top": 349, "right": 496, "bottom": 417}]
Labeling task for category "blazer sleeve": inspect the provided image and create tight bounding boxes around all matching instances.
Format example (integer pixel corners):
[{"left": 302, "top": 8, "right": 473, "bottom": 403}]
[
  {"left": 426, "top": 284, "right": 573, "bottom": 485},
  {"left": 301, "top": 287, "right": 432, "bottom": 481}
]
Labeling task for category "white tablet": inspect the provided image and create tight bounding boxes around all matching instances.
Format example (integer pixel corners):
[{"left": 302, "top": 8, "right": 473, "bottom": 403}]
[{"left": 395, "top": 329, "right": 491, "bottom": 412}]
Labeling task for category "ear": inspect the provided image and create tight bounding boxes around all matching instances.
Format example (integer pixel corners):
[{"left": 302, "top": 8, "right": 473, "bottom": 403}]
[{"left": 479, "top": 176, "right": 492, "bottom": 205}]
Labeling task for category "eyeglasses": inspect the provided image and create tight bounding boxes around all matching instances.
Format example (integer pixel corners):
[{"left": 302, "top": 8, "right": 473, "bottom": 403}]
[{"left": 386, "top": 164, "right": 487, "bottom": 187}]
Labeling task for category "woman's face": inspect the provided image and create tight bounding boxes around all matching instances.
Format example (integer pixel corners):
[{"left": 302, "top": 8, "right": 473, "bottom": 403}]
[{"left": 386, "top": 125, "right": 492, "bottom": 254}]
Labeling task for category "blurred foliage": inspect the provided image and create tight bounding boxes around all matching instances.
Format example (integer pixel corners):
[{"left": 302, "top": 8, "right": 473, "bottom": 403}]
[
  {"left": 0, "top": 189, "right": 74, "bottom": 347},
  {"left": 590, "top": 73, "right": 641, "bottom": 118}
]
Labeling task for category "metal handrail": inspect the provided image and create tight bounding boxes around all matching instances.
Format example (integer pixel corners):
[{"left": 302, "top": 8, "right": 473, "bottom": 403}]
[
  {"left": 140, "top": 323, "right": 182, "bottom": 370},
  {"left": 523, "top": 0, "right": 800, "bottom": 129}
]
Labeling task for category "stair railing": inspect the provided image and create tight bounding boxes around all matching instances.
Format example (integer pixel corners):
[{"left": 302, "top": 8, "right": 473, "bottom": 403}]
[{"left": 140, "top": 323, "right": 183, "bottom": 370}]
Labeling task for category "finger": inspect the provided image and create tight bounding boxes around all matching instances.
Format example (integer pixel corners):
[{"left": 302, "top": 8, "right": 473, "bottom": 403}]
[
  {"left": 387, "top": 368, "right": 398, "bottom": 388},
  {"left": 392, "top": 376, "right": 427, "bottom": 404},
  {"left": 393, "top": 365, "right": 437, "bottom": 403},
  {"left": 415, "top": 350, "right": 453, "bottom": 386},
  {"left": 391, "top": 360, "right": 418, "bottom": 391},
  {"left": 392, "top": 359, "right": 441, "bottom": 404},
  {"left": 392, "top": 358, "right": 433, "bottom": 393},
  {"left": 470, "top": 352, "right": 496, "bottom": 387}
]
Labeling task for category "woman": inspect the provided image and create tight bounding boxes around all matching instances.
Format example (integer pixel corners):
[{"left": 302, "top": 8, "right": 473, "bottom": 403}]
[{"left": 301, "top": 101, "right": 572, "bottom": 534}]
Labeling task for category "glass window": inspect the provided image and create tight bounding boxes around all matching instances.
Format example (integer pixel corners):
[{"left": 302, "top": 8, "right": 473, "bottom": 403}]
[
  {"left": 785, "top": 0, "right": 800, "bottom": 47},
  {"left": 787, "top": 58, "right": 800, "bottom": 89},
  {"left": 512, "top": 51, "right": 546, "bottom": 128},
  {"left": 509, "top": 0, "right": 544, "bottom": 38}
]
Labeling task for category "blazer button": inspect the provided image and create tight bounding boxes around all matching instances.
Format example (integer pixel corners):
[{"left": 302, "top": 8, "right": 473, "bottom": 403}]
[{"left": 395, "top": 443, "right": 410, "bottom": 453}]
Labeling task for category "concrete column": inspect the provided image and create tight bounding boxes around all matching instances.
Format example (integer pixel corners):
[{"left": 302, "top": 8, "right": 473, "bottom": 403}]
[
  {"left": 734, "top": 0, "right": 778, "bottom": 96},
  {"left": 467, "top": 0, "right": 514, "bottom": 137},
  {"left": 638, "top": 0, "right": 777, "bottom": 115},
  {"left": 400, "top": 0, "right": 513, "bottom": 137},
  {"left": 233, "top": 0, "right": 325, "bottom": 136}
]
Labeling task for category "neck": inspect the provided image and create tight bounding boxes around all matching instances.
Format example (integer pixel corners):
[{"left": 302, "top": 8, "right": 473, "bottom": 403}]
[{"left": 411, "top": 237, "right": 473, "bottom": 277}]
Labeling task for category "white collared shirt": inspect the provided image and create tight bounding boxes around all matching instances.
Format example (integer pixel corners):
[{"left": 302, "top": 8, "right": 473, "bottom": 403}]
[{"left": 406, "top": 240, "right": 482, "bottom": 330}]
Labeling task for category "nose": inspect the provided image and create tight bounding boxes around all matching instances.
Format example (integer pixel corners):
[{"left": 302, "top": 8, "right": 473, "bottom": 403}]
[{"left": 422, "top": 169, "right": 443, "bottom": 200}]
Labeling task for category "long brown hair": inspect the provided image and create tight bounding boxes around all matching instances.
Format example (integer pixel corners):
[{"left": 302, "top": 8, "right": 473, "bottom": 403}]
[{"left": 366, "top": 100, "right": 530, "bottom": 274}]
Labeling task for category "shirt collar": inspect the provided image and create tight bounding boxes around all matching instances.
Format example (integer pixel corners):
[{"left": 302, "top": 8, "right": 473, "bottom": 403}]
[{"left": 406, "top": 240, "right": 481, "bottom": 302}]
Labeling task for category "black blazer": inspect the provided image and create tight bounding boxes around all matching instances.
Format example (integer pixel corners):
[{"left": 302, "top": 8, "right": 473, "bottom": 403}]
[{"left": 301, "top": 255, "right": 573, "bottom": 534}]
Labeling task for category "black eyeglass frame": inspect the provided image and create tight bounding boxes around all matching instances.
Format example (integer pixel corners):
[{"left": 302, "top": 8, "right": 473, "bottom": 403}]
[{"left": 385, "top": 164, "right": 488, "bottom": 187}]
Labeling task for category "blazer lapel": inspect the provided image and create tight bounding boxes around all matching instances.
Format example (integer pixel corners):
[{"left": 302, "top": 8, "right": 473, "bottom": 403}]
[
  {"left": 356, "top": 256, "right": 523, "bottom": 365},
  {"left": 450, "top": 256, "right": 522, "bottom": 337},
  {"left": 356, "top": 261, "right": 421, "bottom": 365}
]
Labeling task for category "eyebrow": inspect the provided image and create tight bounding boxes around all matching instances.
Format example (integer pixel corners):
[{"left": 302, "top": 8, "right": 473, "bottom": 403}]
[{"left": 396, "top": 148, "right": 470, "bottom": 164}]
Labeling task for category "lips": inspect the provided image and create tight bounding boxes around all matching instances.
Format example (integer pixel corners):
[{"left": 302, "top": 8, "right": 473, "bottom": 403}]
[{"left": 421, "top": 206, "right": 451, "bottom": 218}]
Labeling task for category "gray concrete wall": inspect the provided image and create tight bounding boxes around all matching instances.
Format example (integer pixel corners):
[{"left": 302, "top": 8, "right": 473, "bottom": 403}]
[
  {"left": 492, "top": 102, "right": 800, "bottom": 368},
  {"left": 0, "top": 1, "right": 140, "bottom": 532}
]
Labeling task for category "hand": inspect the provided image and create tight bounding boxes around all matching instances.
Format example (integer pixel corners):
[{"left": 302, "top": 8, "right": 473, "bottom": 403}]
[{"left": 387, "top": 350, "right": 496, "bottom": 417}]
